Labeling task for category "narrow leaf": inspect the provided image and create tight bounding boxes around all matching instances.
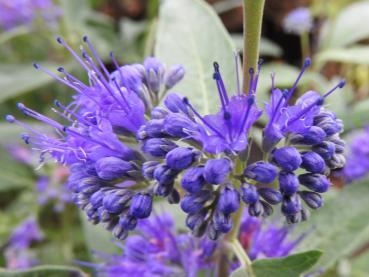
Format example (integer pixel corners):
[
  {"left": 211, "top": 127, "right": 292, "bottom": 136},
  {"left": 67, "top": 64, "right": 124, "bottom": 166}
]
[
  {"left": 155, "top": 0, "right": 237, "bottom": 114},
  {"left": 0, "top": 265, "right": 86, "bottom": 277},
  {"left": 251, "top": 250, "right": 323, "bottom": 277}
]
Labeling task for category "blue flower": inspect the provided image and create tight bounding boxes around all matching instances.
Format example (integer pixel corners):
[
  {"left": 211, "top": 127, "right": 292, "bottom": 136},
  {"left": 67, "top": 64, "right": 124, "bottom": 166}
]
[
  {"left": 283, "top": 7, "right": 313, "bottom": 35},
  {"left": 0, "top": 0, "right": 60, "bottom": 31},
  {"left": 244, "top": 161, "right": 278, "bottom": 183},
  {"left": 343, "top": 128, "right": 369, "bottom": 182},
  {"left": 5, "top": 217, "right": 43, "bottom": 269},
  {"left": 7, "top": 35, "right": 346, "bottom": 240}
]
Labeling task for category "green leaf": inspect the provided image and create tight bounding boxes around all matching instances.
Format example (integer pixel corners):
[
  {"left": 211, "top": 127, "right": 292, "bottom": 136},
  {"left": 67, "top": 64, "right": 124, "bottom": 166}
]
[
  {"left": 0, "top": 146, "right": 35, "bottom": 192},
  {"left": 155, "top": 0, "right": 237, "bottom": 114},
  {"left": 0, "top": 265, "right": 86, "bottom": 277},
  {"left": 295, "top": 180, "right": 369, "bottom": 270},
  {"left": 251, "top": 250, "right": 323, "bottom": 277},
  {"left": 320, "top": 1, "right": 369, "bottom": 49},
  {"left": 317, "top": 46, "right": 369, "bottom": 66},
  {"left": 80, "top": 211, "right": 118, "bottom": 259},
  {"left": 229, "top": 267, "right": 250, "bottom": 277},
  {"left": 0, "top": 64, "right": 56, "bottom": 103}
]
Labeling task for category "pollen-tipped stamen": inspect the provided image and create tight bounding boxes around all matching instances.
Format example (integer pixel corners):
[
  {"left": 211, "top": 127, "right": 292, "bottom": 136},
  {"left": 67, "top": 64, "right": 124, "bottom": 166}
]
[
  {"left": 182, "top": 98, "right": 226, "bottom": 139},
  {"left": 284, "top": 57, "right": 311, "bottom": 105}
]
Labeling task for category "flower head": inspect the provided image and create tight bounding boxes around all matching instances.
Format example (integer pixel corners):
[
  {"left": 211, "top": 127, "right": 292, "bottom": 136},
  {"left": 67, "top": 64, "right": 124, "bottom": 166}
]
[
  {"left": 0, "top": 0, "right": 61, "bottom": 31},
  {"left": 7, "top": 36, "right": 346, "bottom": 241},
  {"left": 5, "top": 217, "right": 43, "bottom": 269},
  {"left": 283, "top": 7, "right": 313, "bottom": 35}
]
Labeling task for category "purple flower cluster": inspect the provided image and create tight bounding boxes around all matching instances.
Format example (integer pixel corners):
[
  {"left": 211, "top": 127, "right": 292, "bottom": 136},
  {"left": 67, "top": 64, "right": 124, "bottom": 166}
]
[
  {"left": 4, "top": 217, "right": 43, "bottom": 269},
  {"left": 283, "top": 7, "right": 313, "bottom": 35},
  {"left": 343, "top": 127, "right": 369, "bottom": 182},
  {"left": 7, "top": 37, "right": 346, "bottom": 241},
  {"left": 239, "top": 212, "right": 305, "bottom": 261},
  {"left": 0, "top": 0, "right": 60, "bottom": 31},
  {"left": 82, "top": 212, "right": 303, "bottom": 277},
  {"left": 80, "top": 213, "right": 216, "bottom": 277}
]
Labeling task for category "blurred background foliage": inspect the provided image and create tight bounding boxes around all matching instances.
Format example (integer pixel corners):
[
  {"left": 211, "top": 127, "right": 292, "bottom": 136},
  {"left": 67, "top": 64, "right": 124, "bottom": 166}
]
[{"left": 1, "top": 0, "right": 369, "bottom": 276}]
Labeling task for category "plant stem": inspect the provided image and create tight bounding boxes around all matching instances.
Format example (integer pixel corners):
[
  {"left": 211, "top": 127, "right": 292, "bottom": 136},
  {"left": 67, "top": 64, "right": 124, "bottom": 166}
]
[
  {"left": 242, "top": 0, "right": 265, "bottom": 94},
  {"left": 231, "top": 239, "right": 255, "bottom": 277}
]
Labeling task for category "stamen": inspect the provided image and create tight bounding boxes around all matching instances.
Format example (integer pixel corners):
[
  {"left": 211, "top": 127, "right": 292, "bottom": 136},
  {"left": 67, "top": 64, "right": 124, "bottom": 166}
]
[
  {"left": 268, "top": 89, "right": 289, "bottom": 126},
  {"left": 54, "top": 100, "right": 93, "bottom": 126},
  {"left": 83, "top": 36, "right": 110, "bottom": 79},
  {"left": 252, "top": 59, "right": 264, "bottom": 93},
  {"left": 112, "top": 78, "right": 131, "bottom": 114},
  {"left": 56, "top": 37, "right": 90, "bottom": 72},
  {"left": 82, "top": 51, "right": 127, "bottom": 110},
  {"left": 284, "top": 57, "right": 311, "bottom": 105},
  {"left": 110, "top": 52, "right": 124, "bottom": 83},
  {"left": 213, "top": 62, "right": 229, "bottom": 107},
  {"left": 323, "top": 79, "right": 346, "bottom": 98},
  {"left": 57, "top": 67, "right": 89, "bottom": 90},
  {"left": 182, "top": 98, "right": 226, "bottom": 139},
  {"left": 238, "top": 96, "right": 255, "bottom": 136},
  {"left": 285, "top": 96, "right": 325, "bottom": 127},
  {"left": 33, "top": 63, "right": 82, "bottom": 92},
  {"left": 17, "top": 103, "right": 65, "bottom": 130}
]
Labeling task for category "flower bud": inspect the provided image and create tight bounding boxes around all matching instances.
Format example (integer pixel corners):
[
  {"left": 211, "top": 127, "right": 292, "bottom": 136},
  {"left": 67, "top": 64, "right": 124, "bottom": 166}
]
[
  {"left": 261, "top": 201, "right": 273, "bottom": 217},
  {"left": 144, "top": 57, "right": 164, "bottom": 93},
  {"left": 154, "top": 182, "right": 174, "bottom": 197},
  {"left": 272, "top": 147, "right": 302, "bottom": 171},
  {"left": 129, "top": 193, "right": 153, "bottom": 218},
  {"left": 278, "top": 172, "right": 299, "bottom": 196},
  {"left": 164, "top": 93, "right": 189, "bottom": 115},
  {"left": 326, "top": 154, "right": 346, "bottom": 170},
  {"left": 217, "top": 186, "right": 240, "bottom": 214},
  {"left": 164, "top": 113, "right": 198, "bottom": 138},
  {"left": 248, "top": 201, "right": 263, "bottom": 217},
  {"left": 137, "top": 119, "right": 166, "bottom": 139},
  {"left": 244, "top": 161, "right": 277, "bottom": 183},
  {"left": 180, "top": 190, "right": 212, "bottom": 214},
  {"left": 165, "top": 147, "right": 200, "bottom": 170},
  {"left": 95, "top": 157, "right": 133, "bottom": 181},
  {"left": 151, "top": 107, "right": 168, "bottom": 119},
  {"left": 181, "top": 166, "right": 206, "bottom": 193},
  {"left": 142, "top": 138, "right": 177, "bottom": 158},
  {"left": 299, "top": 191, "right": 323, "bottom": 209},
  {"left": 213, "top": 211, "right": 232, "bottom": 233},
  {"left": 154, "top": 164, "right": 177, "bottom": 185},
  {"left": 142, "top": 161, "right": 160, "bottom": 179},
  {"left": 119, "top": 215, "right": 137, "bottom": 230},
  {"left": 281, "top": 195, "right": 301, "bottom": 215},
  {"left": 103, "top": 190, "right": 132, "bottom": 214},
  {"left": 313, "top": 141, "right": 336, "bottom": 160},
  {"left": 289, "top": 126, "right": 326, "bottom": 145},
  {"left": 186, "top": 210, "right": 207, "bottom": 230},
  {"left": 258, "top": 187, "right": 283, "bottom": 204},
  {"left": 207, "top": 222, "right": 220, "bottom": 240},
  {"left": 165, "top": 66, "right": 185, "bottom": 89},
  {"left": 90, "top": 189, "right": 105, "bottom": 209},
  {"left": 112, "top": 224, "right": 128, "bottom": 240},
  {"left": 203, "top": 158, "right": 232, "bottom": 184},
  {"left": 241, "top": 184, "right": 259, "bottom": 204},
  {"left": 314, "top": 111, "right": 342, "bottom": 136},
  {"left": 300, "top": 151, "right": 326, "bottom": 174},
  {"left": 298, "top": 173, "right": 330, "bottom": 193},
  {"left": 168, "top": 189, "right": 181, "bottom": 204}
]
